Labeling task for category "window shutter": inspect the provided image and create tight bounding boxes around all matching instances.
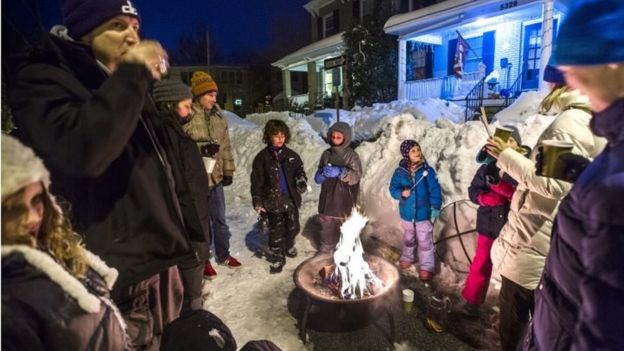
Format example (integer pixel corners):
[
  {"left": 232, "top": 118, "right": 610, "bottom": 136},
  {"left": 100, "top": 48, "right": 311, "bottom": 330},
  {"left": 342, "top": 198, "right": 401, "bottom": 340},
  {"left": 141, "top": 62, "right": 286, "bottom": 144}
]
[
  {"left": 317, "top": 16, "right": 323, "bottom": 39},
  {"left": 333, "top": 10, "right": 340, "bottom": 34},
  {"left": 482, "top": 31, "right": 496, "bottom": 75}
]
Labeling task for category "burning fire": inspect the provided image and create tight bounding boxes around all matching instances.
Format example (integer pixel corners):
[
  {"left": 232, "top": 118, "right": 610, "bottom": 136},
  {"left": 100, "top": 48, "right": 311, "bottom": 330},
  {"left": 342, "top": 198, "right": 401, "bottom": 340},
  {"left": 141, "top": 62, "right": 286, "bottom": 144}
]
[{"left": 331, "top": 209, "right": 382, "bottom": 299}]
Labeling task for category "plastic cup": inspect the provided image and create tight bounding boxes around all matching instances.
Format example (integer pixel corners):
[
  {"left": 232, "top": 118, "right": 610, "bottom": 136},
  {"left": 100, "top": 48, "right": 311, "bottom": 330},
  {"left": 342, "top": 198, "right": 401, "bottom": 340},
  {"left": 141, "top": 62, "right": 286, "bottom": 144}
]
[
  {"left": 202, "top": 157, "right": 216, "bottom": 174},
  {"left": 494, "top": 126, "right": 514, "bottom": 142},
  {"left": 539, "top": 140, "right": 574, "bottom": 178},
  {"left": 402, "top": 289, "right": 415, "bottom": 313}
]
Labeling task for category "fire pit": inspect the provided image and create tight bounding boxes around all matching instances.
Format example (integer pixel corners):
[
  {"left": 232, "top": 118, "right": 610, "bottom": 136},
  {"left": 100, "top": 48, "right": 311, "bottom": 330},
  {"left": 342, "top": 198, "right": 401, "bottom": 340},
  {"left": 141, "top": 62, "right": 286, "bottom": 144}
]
[{"left": 293, "top": 253, "right": 400, "bottom": 343}]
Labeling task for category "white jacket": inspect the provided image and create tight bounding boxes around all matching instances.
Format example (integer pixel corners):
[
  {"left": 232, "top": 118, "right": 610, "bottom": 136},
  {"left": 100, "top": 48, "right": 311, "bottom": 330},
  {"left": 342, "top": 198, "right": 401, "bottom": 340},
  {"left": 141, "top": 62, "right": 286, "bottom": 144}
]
[{"left": 491, "top": 90, "right": 606, "bottom": 289}]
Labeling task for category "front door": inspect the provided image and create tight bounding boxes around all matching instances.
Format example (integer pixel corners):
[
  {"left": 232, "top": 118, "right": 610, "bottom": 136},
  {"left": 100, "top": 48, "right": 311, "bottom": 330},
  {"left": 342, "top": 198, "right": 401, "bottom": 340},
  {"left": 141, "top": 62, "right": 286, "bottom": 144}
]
[{"left": 521, "top": 23, "right": 541, "bottom": 90}]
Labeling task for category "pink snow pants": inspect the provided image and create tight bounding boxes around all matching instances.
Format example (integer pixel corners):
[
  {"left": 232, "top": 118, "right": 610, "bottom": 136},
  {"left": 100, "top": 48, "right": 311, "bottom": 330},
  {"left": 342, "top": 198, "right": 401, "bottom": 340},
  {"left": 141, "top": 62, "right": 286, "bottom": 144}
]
[{"left": 462, "top": 233, "right": 495, "bottom": 305}]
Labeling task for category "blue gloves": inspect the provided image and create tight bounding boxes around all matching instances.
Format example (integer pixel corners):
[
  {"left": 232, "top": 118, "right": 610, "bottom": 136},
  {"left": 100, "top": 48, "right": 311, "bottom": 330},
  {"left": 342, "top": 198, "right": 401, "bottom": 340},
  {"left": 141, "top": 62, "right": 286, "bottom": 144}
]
[
  {"left": 322, "top": 165, "right": 344, "bottom": 178},
  {"left": 314, "top": 170, "right": 326, "bottom": 184},
  {"left": 430, "top": 208, "right": 440, "bottom": 221}
]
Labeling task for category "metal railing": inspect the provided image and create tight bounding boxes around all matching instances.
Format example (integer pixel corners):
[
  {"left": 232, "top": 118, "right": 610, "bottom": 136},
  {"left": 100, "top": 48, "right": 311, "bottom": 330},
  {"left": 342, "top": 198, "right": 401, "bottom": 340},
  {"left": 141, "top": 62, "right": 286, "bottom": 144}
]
[{"left": 464, "top": 77, "right": 485, "bottom": 122}]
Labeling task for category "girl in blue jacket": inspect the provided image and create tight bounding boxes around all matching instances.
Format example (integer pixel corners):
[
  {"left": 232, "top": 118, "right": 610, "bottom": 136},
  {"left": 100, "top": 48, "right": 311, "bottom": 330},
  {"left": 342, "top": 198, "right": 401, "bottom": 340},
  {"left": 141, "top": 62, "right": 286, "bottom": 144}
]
[{"left": 389, "top": 140, "right": 442, "bottom": 281}]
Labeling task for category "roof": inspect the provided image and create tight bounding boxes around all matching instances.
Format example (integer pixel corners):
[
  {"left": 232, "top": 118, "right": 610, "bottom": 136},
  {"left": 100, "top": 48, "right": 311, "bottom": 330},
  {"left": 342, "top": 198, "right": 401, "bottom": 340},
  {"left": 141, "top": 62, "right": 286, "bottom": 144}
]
[{"left": 272, "top": 32, "right": 345, "bottom": 70}]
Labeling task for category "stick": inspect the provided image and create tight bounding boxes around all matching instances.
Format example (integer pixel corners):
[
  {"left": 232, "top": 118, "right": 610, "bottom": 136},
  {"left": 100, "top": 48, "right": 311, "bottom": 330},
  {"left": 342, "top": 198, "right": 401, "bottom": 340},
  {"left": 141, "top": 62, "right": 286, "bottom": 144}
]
[{"left": 479, "top": 106, "right": 493, "bottom": 138}]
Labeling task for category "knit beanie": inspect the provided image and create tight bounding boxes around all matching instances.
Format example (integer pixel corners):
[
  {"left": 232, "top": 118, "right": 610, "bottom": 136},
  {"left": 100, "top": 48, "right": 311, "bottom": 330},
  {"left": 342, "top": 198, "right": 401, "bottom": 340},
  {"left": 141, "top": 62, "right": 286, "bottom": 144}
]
[
  {"left": 553, "top": 0, "right": 624, "bottom": 65},
  {"left": 152, "top": 79, "right": 192, "bottom": 103},
  {"left": 191, "top": 71, "right": 218, "bottom": 98},
  {"left": 400, "top": 140, "right": 420, "bottom": 159},
  {"left": 543, "top": 65, "right": 564, "bottom": 85},
  {"left": 2, "top": 135, "right": 50, "bottom": 201},
  {"left": 62, "top": 0, "right": 140, "bottom": 40},
  {"left": 161, "top": 310, "right": 236, "bottom": 351}
]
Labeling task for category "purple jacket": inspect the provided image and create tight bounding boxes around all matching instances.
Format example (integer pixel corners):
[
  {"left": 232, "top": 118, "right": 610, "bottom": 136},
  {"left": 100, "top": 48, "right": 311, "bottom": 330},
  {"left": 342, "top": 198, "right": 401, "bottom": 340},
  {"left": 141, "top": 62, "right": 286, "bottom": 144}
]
[{"left": 526, "top": 99, "right": 624, "bottom": 351}]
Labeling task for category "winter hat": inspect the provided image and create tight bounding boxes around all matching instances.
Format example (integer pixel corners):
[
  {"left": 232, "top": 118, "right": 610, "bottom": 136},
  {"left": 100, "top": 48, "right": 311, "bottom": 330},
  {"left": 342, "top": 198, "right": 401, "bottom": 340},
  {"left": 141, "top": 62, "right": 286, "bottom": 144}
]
[
  {"left": 191, "top": 71, "right": 218, "bottom": 98},
  {"left": 240, "top": 340, "right": 283, "bottom": 351},
  {"left": 400, "top": 140, "right": 420, "bottom": 159},
  {"left": 62, "top": 0, "right": 140, "bottom": 40},
  {"left": 2, "top": 134, "right": 50, "bottom": 202},
  {"left": 161, "top": 310, "right": 236, "bottom": 351},
  {"left": 553, "top": 0, "right": 624, "bottom": 65},
  {"left": 152, "top": 79, "right": 192, "bottom": 103},
  {"left": 543, "top": 65, "right": 564, "bottom": 85}
]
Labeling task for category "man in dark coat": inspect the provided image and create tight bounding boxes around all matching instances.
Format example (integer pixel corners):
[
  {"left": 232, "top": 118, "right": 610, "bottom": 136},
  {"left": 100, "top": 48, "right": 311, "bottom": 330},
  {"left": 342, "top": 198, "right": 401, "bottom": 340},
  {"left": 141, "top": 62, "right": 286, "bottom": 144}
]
[
  {"left": 7, "top": 0, "right": 197, "bottom": 348},
  {"left": 524, "top": 0, "right": 624, "bottom": 349}
]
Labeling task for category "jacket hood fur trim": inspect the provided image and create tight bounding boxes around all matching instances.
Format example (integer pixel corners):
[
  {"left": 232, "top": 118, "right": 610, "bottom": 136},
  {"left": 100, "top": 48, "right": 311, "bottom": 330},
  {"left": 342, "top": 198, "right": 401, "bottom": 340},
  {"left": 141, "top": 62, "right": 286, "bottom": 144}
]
[{"left": 1, "top": 245, "right": 118, "bottom": 313}]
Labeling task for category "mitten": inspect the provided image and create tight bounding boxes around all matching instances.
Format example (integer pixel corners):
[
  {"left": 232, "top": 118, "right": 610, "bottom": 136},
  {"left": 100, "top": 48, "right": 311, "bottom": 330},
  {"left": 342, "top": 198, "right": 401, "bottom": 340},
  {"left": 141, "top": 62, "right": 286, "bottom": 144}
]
[
  {"left": 314, "top": 169, "right": 326, "bottom": 184},
  {"left": 430, "top": 208, "right": 441, "bottom": 221},
  {"left": 222, "top": 175, "right": 233, "bottom": 186},
  {"left": 295, "top": 176, "right": 308, "bottom": 194},
  {"left": 477, "top": 191, "right": 505, "bottom": 207},
  {"left": 489, "top": 181, "right": 516, "bottom": 199},
  {"left": 322, "top": 165, "right": 343, "bottom": 178},
  {"left": 200, "top": 143, "right": 220, "bottom": 157},
  {"left": 560, "top": 153, "right": 590, "bottom": 183}
]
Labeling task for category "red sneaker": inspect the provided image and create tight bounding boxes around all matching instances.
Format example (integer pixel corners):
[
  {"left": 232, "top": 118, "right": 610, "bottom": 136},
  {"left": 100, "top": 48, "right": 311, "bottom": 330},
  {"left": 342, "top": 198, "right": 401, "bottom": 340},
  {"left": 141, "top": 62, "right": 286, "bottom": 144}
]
[
  {"left": 203, "top": 262, "right": 217, "bottom": 280},
  {"left": 418, "top": 270, "right": 433, "bottom": 281},
  {"left": 220, "top": 256, "right": 242, "bottom": 268}
]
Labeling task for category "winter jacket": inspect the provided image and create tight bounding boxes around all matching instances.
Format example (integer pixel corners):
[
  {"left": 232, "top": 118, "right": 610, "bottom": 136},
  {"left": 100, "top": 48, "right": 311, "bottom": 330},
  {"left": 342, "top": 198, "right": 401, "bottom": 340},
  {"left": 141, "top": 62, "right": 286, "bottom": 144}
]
[
  {"left": 1, "top": 245, "right": 130, "bottom": 350},
  {"left": 468, "top": 162, "right": 518, "bottom": 238},
  {"left": 316, "top": 122, "right": 362, "bottom": 218},
  {"left": 526, "top": 98, "right": 624, "bottom": 351},
  {"left": 250, "top": 145, "right": 306, "bottom": 211},
  {"left": 184, "top": 104, "right": 235, "bottom": 187},
  {"left": 491, "top": 90, "right": 606, "bottom": 290},
  {"left": 389, "top": 160, "right": 442, "bottom": 222},
  {"left": 7, "top": 29, "right": 194, "bottom": 287},
  {"left": 161, "top": 114, "right": 211, "bottom": 260}
]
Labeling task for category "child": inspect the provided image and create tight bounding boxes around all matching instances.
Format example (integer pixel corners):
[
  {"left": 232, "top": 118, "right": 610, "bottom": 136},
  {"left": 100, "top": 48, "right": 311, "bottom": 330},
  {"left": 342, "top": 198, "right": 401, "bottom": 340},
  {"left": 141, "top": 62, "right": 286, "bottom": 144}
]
[
  {"left": 251, "top": 119, "right": 307, "bottom": 273},
  {"left": 389, "top": 140, "right": 442, "bottom": 282},
  {"left": 461, "top": 126, "right": 523, "bottom": 314},
  {"left": 314, "top": 122, "right": 362, "bottom": 254},
  {"left": 1, "top": 135, "right": 130, "bottom": 350}
]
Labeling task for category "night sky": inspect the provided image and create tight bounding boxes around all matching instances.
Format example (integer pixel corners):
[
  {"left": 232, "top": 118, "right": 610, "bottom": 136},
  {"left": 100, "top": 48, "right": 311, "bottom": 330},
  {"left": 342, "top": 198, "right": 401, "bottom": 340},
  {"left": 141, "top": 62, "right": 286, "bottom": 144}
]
[{"left": 5, "top": 0, "right": 311, "bottom": 64}]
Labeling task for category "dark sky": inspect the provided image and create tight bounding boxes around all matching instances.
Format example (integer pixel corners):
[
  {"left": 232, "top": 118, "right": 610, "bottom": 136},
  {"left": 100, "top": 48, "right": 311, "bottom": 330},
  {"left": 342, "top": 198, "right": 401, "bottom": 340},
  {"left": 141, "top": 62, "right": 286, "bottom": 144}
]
[{"left": 5, "top": 0, "right": 311, "bottom": 64}]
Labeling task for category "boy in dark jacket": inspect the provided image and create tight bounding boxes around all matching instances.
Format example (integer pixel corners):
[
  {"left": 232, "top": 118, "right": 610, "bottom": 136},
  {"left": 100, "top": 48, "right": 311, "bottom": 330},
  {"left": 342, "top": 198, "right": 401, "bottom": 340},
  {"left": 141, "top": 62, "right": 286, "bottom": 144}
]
[
  {"left": 314, "top": 122, "right": 362, "bottom": 254},
  {"left": 251, "top": 120, "right": 307, "bottom": 273}
]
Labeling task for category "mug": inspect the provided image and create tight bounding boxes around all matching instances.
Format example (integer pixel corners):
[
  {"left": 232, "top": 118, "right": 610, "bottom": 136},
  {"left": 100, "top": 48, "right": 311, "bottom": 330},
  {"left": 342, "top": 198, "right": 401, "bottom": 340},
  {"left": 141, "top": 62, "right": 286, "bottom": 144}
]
[{"left": 494, "top": 126, "right": 514, "bottom": 142}]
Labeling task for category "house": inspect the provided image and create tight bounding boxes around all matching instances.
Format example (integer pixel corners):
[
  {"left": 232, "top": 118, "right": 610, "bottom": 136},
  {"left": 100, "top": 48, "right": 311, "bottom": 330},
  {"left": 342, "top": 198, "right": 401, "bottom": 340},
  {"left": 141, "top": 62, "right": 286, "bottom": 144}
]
[{"left": 384, "top": 0, "right": 573, "bottom": 118}]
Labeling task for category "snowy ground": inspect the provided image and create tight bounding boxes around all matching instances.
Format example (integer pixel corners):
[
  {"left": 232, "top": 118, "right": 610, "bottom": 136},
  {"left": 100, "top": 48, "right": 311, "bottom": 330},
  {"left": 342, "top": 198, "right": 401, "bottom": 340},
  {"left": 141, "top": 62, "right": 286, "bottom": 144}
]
[{"left": 207, "top": 95, "right": 551, "bottom": 350}]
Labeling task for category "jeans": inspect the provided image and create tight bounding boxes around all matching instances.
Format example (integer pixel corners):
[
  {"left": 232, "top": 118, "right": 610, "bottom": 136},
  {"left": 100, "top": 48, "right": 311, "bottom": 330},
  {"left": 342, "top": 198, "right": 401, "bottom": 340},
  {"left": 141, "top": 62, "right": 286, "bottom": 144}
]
[
  {"left": 400, "top": 219, "right": 435, "bottom": 272},
  {"left": 499, "top": 276, "right": 535, "bottom": 351},
  {"left": 208, "top": 184, "right": 231, "bottom": 262}
]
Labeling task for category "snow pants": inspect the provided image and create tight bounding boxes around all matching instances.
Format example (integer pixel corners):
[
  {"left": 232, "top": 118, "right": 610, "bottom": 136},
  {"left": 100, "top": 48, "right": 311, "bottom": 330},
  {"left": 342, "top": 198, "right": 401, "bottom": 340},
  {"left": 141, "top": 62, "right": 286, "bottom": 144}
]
[
  {"left": 462, "top": 234, "right": 495, "bottom": 305},
  {"left": 400, "top": 219, "right": 435, "bottom": 272},
  {"left": 267, "top": 197, "right": 300, "bottom": 262}
]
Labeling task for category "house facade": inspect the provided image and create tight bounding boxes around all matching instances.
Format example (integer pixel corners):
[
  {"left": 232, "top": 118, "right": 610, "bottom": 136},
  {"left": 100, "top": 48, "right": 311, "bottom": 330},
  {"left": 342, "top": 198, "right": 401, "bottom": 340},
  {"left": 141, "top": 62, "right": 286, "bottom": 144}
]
[{"left": 384, "top": 0, "right": 572, "bottom": 102}]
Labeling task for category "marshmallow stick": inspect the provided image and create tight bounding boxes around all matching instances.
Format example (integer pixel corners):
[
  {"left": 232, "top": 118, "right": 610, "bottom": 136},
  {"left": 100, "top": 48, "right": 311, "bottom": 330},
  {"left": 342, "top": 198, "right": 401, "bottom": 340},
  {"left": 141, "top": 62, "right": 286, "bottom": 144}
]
[{"left": 479, "top": 106, "right": 493, "bottom": 138}]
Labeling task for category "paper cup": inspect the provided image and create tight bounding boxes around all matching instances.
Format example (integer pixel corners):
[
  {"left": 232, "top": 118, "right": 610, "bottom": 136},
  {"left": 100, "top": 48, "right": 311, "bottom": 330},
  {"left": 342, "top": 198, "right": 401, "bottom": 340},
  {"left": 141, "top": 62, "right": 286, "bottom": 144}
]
[
  {"left": 539, "top": 140, "right": 574, "bottom": 178},
  {"left": 202, "top": 157, "right": 216, "bottom": 174},
  {"left": 494, "top": 126, "right": 514, "bottom": 142},
  {"left": 402, "top": 289, "right": 415, "bottom": 313}
]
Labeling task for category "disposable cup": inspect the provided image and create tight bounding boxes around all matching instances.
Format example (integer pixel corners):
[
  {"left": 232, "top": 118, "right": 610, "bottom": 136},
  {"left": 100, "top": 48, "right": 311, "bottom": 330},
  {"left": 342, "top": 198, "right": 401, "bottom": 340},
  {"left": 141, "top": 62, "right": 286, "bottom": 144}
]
[
  {"left": 202, "top": 157, "right": 216, "bottom": 174},
  {"left": 402, "top": 289, "right": 415, "bottom": 313}
]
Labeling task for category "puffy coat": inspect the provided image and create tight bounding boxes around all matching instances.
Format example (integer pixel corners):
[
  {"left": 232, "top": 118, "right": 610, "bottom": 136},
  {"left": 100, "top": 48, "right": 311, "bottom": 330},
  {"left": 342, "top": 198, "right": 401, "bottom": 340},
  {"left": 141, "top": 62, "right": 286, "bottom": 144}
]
[
  {"left": 491, "top": 90, "right": 606, "bottom": 290},
  {"left": 1, "top": 245, "right": 130, "bottom": 350},
  {"left": 525, "top": 98, "right": 624, "bottom": 351},
  {"left": 184, "top": 104, "right": 235, "bottom": 187},
  {"left": 8, "top": 29, "right": 194, "bottom": 287},
  {"left": 389, "top": 160, "right": 442, "bottom": 222},
  {"left": 317, "top": 122, "right": 362, "bottom": 218},
  {"left": 250, "top": 145, "right": 306, "bottom": 211},
  {"left": 468, "top": 162, "right": 518, "bottom": 238}
]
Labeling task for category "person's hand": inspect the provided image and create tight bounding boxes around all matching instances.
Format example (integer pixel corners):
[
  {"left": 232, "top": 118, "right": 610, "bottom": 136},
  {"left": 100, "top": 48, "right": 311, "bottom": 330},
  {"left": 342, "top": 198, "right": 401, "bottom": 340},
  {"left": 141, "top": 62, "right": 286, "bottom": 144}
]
[
  {"left": 121, "top": 40, "right": 168, "bottom": 80},
  {"left": 322, "top": 165, "right": 343, "bottom": 178},
  {"left": 430, "top": 208, "right": 441, "bottom": 221},
  {"left": 200, "top": 143, "right": 220, "bottom": 157},
  {"left": 295, "top": 176, "right": 308, "bottom": 194},
  {"left": 314, "top": 170, "right": 326, "bottom": 184},
  {"left": 255, "top": 206, "right": 266, "bottom": 215},
  {"left": 222, "top": 175, "right": 233, "bottom": 186},
  {"left": 485, "top": 136, "right": 515, "bottom": 159},
  {"left": 401, "top": 189, "right": 411, "bottom": 198}
]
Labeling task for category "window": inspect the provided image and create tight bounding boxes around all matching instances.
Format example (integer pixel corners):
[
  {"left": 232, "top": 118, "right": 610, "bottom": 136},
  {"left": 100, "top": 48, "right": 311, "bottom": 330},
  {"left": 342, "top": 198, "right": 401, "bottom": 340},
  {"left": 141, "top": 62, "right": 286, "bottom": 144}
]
[
  {"left": 322, "top": 10, "right": 339, "bottom": 38},
  {"left": 221, "top": 71, "right": 228, "bottom": 83},
  {"left": 406, "top": 42, "right": 433, "bottom": 81},
  {"left": 229, "top": 72, "right": 235, "bottom": 84},
  {"left": 464, "top": 36, "right": 483, "bottom": 73}
]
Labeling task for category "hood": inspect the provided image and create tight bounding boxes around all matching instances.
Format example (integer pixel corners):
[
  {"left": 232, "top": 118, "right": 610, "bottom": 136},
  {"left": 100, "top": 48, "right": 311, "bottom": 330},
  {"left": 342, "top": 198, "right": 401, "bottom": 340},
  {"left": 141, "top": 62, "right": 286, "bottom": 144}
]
[{"left": 327, "top": 121, "right": 353, "bottom": 153}]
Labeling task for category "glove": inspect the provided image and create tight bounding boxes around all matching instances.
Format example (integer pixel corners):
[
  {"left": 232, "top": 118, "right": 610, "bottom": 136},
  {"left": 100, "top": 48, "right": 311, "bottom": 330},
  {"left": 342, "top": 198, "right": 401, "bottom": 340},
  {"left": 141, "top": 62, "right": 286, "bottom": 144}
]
[
  {"left": 200, "top": 143, "right": 220, "bottom": 157},
  {"left": 314, "top": 169, "right": 326, "bottom": 184},
  {"left": 221, "top": 175, "right": 233, "bottom": 186},
  {"left": 430, "top": 208, "right": 440, "bottom": 221},
  {"left": 322, "top": 165, "right": 344, "bottom": 178},
  {"left": 559, "top": 153, "right": 590, "bottom": 183},
  {"left": 295, "top": 176, "right": 308, "bottom": 194},
  {"left": 477, "top": 191, "right": 506, "bottom": 207}
]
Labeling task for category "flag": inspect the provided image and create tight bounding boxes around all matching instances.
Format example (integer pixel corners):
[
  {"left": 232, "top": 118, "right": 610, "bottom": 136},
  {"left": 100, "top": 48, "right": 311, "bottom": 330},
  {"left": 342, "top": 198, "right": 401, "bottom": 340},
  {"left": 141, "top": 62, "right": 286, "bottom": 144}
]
[{"left": 453, "top": 32, "right": 470, "bottom": 79}]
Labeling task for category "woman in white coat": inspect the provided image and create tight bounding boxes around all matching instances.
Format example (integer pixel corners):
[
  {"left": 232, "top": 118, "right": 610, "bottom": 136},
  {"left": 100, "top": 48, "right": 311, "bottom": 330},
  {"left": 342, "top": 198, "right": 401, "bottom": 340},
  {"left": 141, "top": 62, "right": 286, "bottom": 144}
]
[{"left": 484, "top": 66, "right": 606, "bottom": 351}]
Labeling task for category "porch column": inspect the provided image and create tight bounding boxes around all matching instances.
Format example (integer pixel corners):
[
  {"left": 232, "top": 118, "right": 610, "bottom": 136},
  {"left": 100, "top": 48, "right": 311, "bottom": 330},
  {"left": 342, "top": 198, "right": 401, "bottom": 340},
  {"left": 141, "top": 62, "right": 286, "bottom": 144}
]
[
  {"left": 307, "top": 61, "right": 319, "bottom": 106},
  {"left": 398, "top": 38, "right": 407, "bottom": 100},
  {"left": 539, "top": 0, "right": 555, "bottom": 91},
  {"left": 282, "top": 69, "right": 292, "bottom": 99}
]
